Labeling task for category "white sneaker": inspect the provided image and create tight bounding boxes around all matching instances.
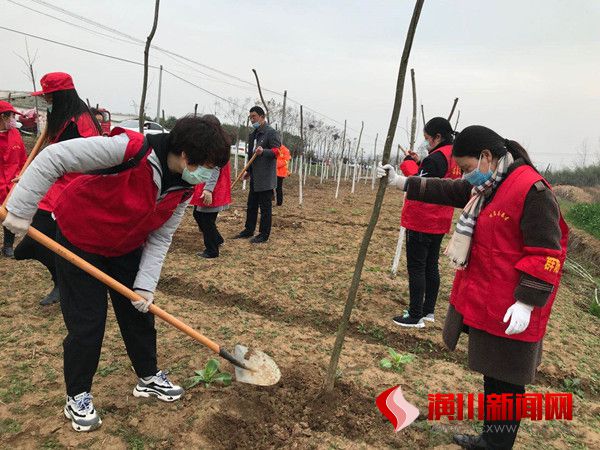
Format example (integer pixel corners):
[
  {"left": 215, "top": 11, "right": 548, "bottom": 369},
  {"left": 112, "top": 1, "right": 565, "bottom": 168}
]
[
  {"left": 403, "top": 309, "right": 435, "bottom": 323},
  {"left": 423, "top": 313, "right": 435, "bottom": 322},
  {"left": 133, "top": 370, "right": 184, "bottom": 402},
  {"left": 64, "top": 392, "right": 102, "bottom": 432}
]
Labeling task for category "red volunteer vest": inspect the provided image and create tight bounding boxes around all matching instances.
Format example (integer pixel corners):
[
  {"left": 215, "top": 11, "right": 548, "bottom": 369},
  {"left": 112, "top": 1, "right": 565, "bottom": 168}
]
[
  {"left": 400, "top": 145, "right": 462, "bottom": 234},
  {"left": 54, "top": 128, "right": 193, "bottom": 257},
  {"left": 450, "top": 165, "right": 568, "bottom": 342},
  {"left": 0, "top": 128, "right": 27, "bottom": 203},
  {"left": 190, "top": 161, "right": 232, "bottom": 208},
  {"left": 39, "top": 114, "right": 100, "bottom": 212}
]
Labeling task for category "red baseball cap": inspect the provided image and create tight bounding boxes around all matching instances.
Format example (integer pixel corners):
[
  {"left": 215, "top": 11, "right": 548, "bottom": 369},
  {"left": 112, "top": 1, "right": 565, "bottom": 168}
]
[
  {"left": 0, "top": 100, "right": 21, "bottom": 115},
  {"left": 31, "top": 72, "right": 75, "bottom": 96}
]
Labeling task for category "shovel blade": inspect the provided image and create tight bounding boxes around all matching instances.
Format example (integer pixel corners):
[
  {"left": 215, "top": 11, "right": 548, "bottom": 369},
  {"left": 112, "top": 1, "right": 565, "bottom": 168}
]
[{"left": 233, "top": 344, "right": 281, "bottom": 386}]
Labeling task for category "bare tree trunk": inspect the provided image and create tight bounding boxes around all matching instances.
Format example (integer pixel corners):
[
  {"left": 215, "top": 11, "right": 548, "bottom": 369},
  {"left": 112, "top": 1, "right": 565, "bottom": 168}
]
[
  {"left": 194, "top": 103, "right": 198, "bottom": 117},
  {"left": 252, "top": 69, "right": 270, "bottom": 123},
  {"left": 335, "top": 120, "right": 347, "bottom": 199},
  {"left": 448, "top": 97, "right": 459, "bottom": 121},
  {"left": 299, "top": 105, "right": 304, "bottom": 205},
  {"left": 421, "top": 104, "right": 426, "bottom": 127},
  {"left": 139, "top": 0, "right": 160, "bottom": 133},
  {"left": 322, "top": 0, "right": 425, "bottom": 394},
  {"left": 351, "top": 121, "right": 364, "bottom": 194},
  {"left": 454, "top": 110, "right": 461, "bottom": 131},
  {"left": 371, "top": 133, "right": 378, "bottom": 190},
  {"left": 281, "top": 90, "right": 287, "bottom": 145},
  {"left": 156, "top": 65, "right": 163, "bottom": 122},
  {"left": 409, "top": 68, "right": 417, "bottom": 150}
]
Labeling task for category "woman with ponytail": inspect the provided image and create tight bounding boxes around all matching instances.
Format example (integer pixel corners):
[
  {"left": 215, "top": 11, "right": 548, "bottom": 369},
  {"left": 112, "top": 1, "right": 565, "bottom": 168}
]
[
  {"left": 14, "top": 72, "right": 101, "bottom": 306},
  {"left": 378, "top": 125, "right": 568, "bottom": 449},
  {"left": 394, "top": 117, "right": 462, "bottom": 328}
]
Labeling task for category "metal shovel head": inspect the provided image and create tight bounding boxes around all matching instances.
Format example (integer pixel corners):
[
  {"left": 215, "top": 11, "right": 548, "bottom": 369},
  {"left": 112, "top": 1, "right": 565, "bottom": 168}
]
[{"left": 233, "top": 344, "right": 281, "bottom": 386}]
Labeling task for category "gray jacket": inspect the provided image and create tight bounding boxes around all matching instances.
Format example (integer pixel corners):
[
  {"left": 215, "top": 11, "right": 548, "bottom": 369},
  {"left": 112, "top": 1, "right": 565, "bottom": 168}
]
[
  {"left": 6, "top": 133, "right": 189, "bottom": 293},
  {"left": 247, "top": 124, "right": 281, "bottom": 192}
]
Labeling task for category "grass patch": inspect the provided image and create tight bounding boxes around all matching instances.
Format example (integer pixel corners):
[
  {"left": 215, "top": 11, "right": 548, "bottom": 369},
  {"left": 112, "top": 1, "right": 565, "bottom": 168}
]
[
  {"left": 0, "top": 418, "right": 21, "bottom": 435},
  {"left": 566, "top": 202, "right": 600, "bottom": 239}
]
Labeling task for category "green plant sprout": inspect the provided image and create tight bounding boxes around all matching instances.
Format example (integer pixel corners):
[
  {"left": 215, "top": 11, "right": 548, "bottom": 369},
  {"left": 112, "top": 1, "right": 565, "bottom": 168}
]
[
  {"left": 187, "top": 359, "right": 232, "bottom": 388},
  {"left": 379, "top": 348, "right": 415, "bottom": 373}
]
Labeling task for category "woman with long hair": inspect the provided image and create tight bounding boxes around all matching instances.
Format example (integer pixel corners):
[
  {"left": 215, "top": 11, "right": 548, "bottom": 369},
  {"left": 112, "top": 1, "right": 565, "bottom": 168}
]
[
  {"left": 378, "top": 125, "right": 568, "bottom": 449},
  {"left": 14, "top": 72, "right": 101, "bottom": 306}
]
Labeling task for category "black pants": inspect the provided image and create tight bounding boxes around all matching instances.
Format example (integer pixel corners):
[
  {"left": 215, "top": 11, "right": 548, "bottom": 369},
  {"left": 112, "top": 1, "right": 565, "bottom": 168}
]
[
  {"left": 276, "top": 176, "right": 285, "bottom": 206},
  {"left": 244, "top": 184, "right": 273, "bottom": 239},
  {"left": 14, "top": 209, "right": 57, "bottom": 283},
  {"left": 406, "top": 230, "right": 444, "bottom": 318},
  {"left": 55, "top": 228, "right": 157, "bottom": 397},
  {"left": 2, "top": 227, "right": 15, "bottom": 248},
  {"left": 193, "top": 208, "right": 223, "bottom": 257},
  {"left": 482, "top": 376, "right": 525, "bottom": 449}
]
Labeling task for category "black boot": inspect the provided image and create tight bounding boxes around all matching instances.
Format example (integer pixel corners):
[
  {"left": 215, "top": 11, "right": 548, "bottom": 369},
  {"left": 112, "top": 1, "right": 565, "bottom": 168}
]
[
  {"left": 2, "top": 246, "right": 14, "bottom": 258},
  {"left": 453, "top": 434, "right": 489, "bottom": 449},
  {"left": 39, "top": 285, "right": 60, "bottom": 306}
]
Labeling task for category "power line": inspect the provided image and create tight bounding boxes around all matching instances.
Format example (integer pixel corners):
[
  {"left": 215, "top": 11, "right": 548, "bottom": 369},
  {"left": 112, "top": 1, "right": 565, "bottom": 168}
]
[
  {"left": 19, "top": 0, "right": 374, "bottom": 139},
  {"left": 0, "top": 25, "right": 155, "bottom": 68},
  {"left": 0, "top": 26, "right": 244, "bottom": 109}
]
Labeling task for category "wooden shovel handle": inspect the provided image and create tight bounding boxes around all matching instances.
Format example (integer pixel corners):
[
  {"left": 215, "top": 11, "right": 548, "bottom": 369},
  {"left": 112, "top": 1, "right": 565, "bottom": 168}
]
[
  {"left": 231, "top": 152, "right": 258, "bottom": 189},
  {"left": 1, "top": 127, "right": 48, "bottom": 209},
  {"left": 0, "top": 206, "right": 221, "bottom": 354}
]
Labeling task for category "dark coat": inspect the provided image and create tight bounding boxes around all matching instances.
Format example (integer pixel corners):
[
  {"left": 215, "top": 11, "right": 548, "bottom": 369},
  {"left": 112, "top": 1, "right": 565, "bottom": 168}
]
[
  {"left": 405, "top": 159, "right": 563, "bottom": 385},
  {"left": 247, "top": 124, "right": 281, "bottom": 192}
]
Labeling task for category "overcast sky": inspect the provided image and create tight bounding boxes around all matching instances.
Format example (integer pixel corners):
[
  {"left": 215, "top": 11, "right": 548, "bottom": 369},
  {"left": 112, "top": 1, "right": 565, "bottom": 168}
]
[{"left": 1, "top": 0, "right": 599, "bottom": 168}]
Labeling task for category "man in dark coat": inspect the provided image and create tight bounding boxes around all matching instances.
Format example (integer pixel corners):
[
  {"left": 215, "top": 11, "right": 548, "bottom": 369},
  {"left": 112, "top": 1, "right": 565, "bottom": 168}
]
[{"left": 234, "top": 106, "right": 281, "bottom": 243}]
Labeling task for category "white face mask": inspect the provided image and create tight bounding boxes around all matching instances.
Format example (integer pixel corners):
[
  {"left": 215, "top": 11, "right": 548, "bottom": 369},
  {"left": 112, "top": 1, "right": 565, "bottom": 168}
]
[{"left": 8, "top": 117, "right": 18, "bottom": 129}]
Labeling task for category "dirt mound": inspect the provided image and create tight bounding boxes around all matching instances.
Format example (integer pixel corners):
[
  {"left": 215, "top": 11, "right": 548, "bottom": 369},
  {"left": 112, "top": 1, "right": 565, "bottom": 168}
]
[
  {"left": 554, "top": 185, "right": 594, "bottom": 203},
  {"left": 567, "top": 228, "right": 600, "bottom": 275}
]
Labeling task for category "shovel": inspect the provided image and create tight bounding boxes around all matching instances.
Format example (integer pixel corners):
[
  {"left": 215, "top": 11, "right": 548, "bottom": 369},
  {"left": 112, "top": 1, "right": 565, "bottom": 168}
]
[
  {"left": 0, "top": 134, "right": 280, "bottom": 385},
  {"left": 231, "top": 152, "right": 258, "bottom": 189},
  {"left": 0, "top": 207, "right": 280, "bottom": 386}
]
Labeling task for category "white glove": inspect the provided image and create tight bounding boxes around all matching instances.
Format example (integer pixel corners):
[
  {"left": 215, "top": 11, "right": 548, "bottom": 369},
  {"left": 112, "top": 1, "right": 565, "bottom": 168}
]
[
  {"left": 132, "top": 289, "right": 154, "bottom": 313},
  {"left": 503, "top": 301, "right": 534, "bottom": 335},
  {"left": 376, "top": 163, "right": 406, "bottom": 190},
  {"left": 2, "top": 211, "right": 32, "bottom": 238}
]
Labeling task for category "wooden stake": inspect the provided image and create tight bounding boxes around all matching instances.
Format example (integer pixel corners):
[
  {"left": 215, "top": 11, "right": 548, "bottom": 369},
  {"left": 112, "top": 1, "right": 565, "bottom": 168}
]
[
  {"left": 334, "top": 120, "right": 347, "bottom": 199},
  {"left": 322, "top": 0, "right": 425, "bottom": 393}
]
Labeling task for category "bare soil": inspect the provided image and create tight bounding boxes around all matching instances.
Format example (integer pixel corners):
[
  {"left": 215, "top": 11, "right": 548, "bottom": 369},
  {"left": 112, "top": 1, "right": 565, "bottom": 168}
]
[{"left": 1, "top": 173, "right": 598, "bottom": 449}]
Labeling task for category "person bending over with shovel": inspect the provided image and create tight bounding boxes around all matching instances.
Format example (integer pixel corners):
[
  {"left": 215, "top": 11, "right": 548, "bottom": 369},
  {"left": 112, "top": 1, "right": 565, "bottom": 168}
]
[{"left": 3, "top": 115, "right": 230, "bottom": 432}]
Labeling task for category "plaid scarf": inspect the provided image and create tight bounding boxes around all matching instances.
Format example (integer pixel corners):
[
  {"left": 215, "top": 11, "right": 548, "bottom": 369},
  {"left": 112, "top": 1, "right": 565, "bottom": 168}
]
[{"left": 445, "top": 153, "right": 514, "bottom": 269}]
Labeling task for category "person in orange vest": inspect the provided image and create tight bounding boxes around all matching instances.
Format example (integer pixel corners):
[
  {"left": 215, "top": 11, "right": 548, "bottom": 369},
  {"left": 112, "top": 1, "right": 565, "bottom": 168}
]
[
  {"left": 13, "top": 72, "right": 102, "bottom": 306},
  {"left": 3, "top": 115, "right": 230, "bottom": 431},
  {"left": 275, "top": 144, "right": 291, "bottom": 206},
  {"left": 378, "top": 125, "right": 567, "bottom": 450},
  {"left": 394, "top": 117, "right": 461, "bottom": 328},
  {"left": 0, "top": 101, "right": 27, "bottom": 257}
]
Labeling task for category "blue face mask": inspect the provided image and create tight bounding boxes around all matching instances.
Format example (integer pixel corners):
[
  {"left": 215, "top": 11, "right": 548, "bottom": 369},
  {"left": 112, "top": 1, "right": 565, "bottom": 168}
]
[
  {"left": 251, "top": 122, "right": 260, "bottom": 129},
  {"left": 463, "top": 154, "right": 493, "bottom": 186},
  {"left": 182, "top": 165, "right": 213, "bottom": 185}
]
